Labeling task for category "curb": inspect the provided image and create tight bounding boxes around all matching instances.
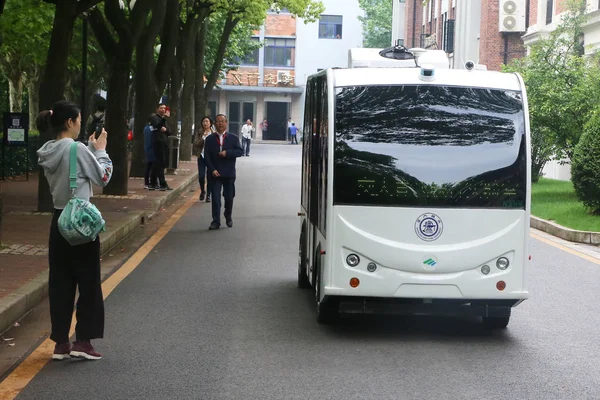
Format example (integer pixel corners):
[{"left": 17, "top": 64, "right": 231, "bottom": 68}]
[
  {"left": 531, "top": 216, "right": 600, "bottom": 245},
  {"left": 0, "top": 171, "right": 198, "bottom": 335}
]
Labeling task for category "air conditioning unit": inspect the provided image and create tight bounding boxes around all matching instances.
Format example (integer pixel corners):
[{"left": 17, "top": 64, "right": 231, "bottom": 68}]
[
  {"left": 276, "top": 70, "right": 292, "bottom": 84},
  {"left": 499, "top": 0, "right": 526, "bottom": 32}
]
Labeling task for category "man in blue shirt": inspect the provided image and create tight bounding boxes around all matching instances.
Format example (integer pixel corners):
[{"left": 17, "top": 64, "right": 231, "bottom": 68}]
[{"left": 289, "top": 122, "right": 298, "bottom": 144}]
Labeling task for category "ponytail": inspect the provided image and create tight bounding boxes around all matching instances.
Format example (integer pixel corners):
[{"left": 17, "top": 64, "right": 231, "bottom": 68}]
[{"left": 36, "top": 101, "right": 80, "bottom": 138}]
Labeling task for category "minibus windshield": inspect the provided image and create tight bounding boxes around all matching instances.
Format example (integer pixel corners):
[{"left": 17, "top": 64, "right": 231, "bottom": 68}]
[{"left": 333, "top": 85, "right": 527, "bottom": 208}]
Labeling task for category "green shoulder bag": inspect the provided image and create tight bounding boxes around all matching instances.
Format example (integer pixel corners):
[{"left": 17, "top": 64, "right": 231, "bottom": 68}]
[{"left": 57, "top": 142, "right": 105, "bottom": 246}]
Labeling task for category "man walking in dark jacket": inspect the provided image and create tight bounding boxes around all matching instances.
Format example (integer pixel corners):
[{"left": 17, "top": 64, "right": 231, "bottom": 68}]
[
  {"left": 203, "top": 114, "right": 243, "bottom": 230},
  {"left": 150, "top": 103, "right": 172, "bottom": 191}
]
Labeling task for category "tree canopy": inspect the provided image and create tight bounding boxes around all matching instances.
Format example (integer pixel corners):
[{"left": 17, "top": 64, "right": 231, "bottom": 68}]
[{"left": 358, "top": 0, "right": 392, "bottom": 48}]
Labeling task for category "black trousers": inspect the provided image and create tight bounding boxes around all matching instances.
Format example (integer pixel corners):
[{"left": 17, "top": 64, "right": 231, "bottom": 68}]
[
  {"left": 152, "top": 145, "right": 168, "bottom": 187},
  {"left": 49, "top": 210, "right": 104, "bottom": 344},
  {"left": 145, "top": 161, "right": 155, "bottom": 186},
  {"left": 197, "top": 157, "right": 214, "bottom": 197},
  {"left": 211, "top": 177, "right": 235, "bottom": 225}
]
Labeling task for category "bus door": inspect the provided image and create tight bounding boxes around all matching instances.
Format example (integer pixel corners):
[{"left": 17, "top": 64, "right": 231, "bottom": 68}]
[{"left": 306, "top": 76, "right": 324, "bottom": 282}]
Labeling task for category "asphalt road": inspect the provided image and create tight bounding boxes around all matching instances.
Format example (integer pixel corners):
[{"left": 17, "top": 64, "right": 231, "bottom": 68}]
[{"left": 13, "top": 144, "right": 600, "bottom": 400}]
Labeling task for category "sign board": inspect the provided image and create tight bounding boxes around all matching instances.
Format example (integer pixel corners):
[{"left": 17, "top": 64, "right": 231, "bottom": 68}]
[{"left": 3, "top": 113, "right": 28, "bottom": 147}]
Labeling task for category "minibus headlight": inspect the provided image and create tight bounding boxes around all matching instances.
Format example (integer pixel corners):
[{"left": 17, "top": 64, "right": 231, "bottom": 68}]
[
  {"left": 496, "top": 257, "right": 510, "bottom": 270},
  {"left": 346, "top": 254, "right": 360, "bottom": 267},
  {"left": 481, "top": 265, "right": 490, "bottom": 275},
  {"left": 367, "top": 262, "right": 377, "bottom": 272}
]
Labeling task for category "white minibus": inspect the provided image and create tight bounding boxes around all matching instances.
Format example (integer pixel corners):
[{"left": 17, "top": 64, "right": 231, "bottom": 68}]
[{"left": 297, "top": 46, "right": 530, "bottom": 328}]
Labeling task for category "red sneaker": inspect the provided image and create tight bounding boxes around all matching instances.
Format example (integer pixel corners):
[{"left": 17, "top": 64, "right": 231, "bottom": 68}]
[
  {"left": 52, "top": 342, "right": 71, "bottom": 360},
  {"left": 70, "top": 340, "right": 102, "bottom": 360}
]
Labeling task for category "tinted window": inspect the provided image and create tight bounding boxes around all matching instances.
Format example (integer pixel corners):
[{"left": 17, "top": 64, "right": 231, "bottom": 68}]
[{"left": 334, "top": 85, "right": 527, "bottom": 209}]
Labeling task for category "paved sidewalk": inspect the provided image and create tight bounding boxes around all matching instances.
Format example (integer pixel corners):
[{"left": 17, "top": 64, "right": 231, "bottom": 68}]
[{"left": 0, "top": 160, "right": 199, "bottom": 333}]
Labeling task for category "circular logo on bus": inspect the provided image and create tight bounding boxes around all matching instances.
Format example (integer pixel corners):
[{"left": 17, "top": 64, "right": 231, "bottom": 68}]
[{"left": 415, "top": 213, "right": 443, "bottom": 242}]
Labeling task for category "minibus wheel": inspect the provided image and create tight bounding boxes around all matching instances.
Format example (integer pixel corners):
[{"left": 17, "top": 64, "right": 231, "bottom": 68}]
[
  {"left": 315, "top": 259, "right": 339, "bottom": 324},
  {"left": 297, "top": 232, "right": 311, "bottom": 289},
  {"left": 482, "top": 316, "right": 510, "bottom": 329}
]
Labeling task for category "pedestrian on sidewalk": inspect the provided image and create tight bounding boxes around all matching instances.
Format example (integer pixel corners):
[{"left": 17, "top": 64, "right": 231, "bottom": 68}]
[
  {"left": 150, "top": 103, "right": 173, "bottom": 191},
  {"left": 289, "top": 122, "right": 298, "bottom": 144},
  {"left": 204, "top": 114, "right": 243, "bottom": 230},
  {"left": 36, "top": 100, "right": 113, "bottom": 361},
  {"left": 193, "top": 116, "right": 214, "bottom": 202},
  {"left": 143, "top": 122, "right": 156, "bottom": 189},
  {"left": 84, "top": 102, "right": 105, "bottom": 144},
  {"left": 241, "top": 119, "right": 254, "bottom": 157},
  {"left": 260, "top": 118, "right": 268, "bottom": 138}
]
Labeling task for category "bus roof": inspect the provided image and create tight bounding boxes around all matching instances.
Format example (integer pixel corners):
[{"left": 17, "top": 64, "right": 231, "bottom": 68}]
[
  {"left": 329, "top": 67, "right": 523, "bottom": 92},
  {"left": 348, "top": 47, "right": 450, "bottom": 69}
]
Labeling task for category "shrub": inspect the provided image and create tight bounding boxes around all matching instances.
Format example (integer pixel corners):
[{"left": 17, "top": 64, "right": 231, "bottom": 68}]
[
  {"left": 0, "top": 130, "right": 40, "bottom": 179},
  {"left": 571, "top": 111, "right": 600, "bottom": 213}
]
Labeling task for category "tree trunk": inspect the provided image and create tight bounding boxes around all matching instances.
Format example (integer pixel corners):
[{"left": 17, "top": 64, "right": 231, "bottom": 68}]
[
  {"left": 179, "top": 18, "right": 198, "bottom": 162},
  {"left": 168, "top": 58, "right": 182, "bottom": 137},
  {"left": 194, "top": 20, "right": 208, "bottom": 131},
  {"left": 9, "top": 74, "right": 23, "bottom": 112},
  {"left": 37, "top": 0, "right": 78, "bottom": 212},
  {"left": 103, "top": 52, "right": 132, "bottom": 195},
  {"left": 130, "top": 0, "right": 178, "bottom": 176},
  {"left": 27, "top": 70, "right": 40, "bottom": 128},
  {"left": 130, "top": 51, "right": 159, "bottom": 178}
]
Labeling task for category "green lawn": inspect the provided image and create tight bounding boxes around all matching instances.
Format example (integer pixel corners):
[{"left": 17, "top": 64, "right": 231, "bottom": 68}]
[{"left": 531, "top": 178, "right": 600, "bottom": 232}]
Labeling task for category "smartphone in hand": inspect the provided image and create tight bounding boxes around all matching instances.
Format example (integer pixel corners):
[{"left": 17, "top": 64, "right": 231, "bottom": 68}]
[{"left": 95, "top": 123, "right": 105, "bottom": 139}]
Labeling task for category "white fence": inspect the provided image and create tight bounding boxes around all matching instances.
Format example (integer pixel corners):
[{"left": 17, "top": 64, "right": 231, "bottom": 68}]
[{"left": 542, "top": 159, "right": 571, "bottom": 181}]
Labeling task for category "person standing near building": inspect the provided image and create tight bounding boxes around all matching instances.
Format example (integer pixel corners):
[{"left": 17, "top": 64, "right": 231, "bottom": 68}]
[
  {"left": 150, "top": 103, "right": 173, "bottom": 191},
  {"left": 203, "top": 114, "right": 243, "bottom": 230},
  {"left": 289, "top": 122, "right": 298, "bottom": 144},
  {"left": 36, "top": 100, "right": 113, "bottom": 360},
  {"left": 240, "top": 119, "right": 254, "bottom": 157},
  {"left": 260, "top": 118, "right": 268, "bottom": 138},
  {"left": 85, "top": 103, "right": 105, "bottom": 144}
]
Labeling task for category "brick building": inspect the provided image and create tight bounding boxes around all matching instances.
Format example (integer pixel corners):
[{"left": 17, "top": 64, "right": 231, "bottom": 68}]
[
  {"left": 211, "top": 7, "right": 303, "bottom": 141},
  {"left": 211, "top": 1, "right": 363, "bottom": 141},
  {"left": 403, "top": 0, "right": 527, "bottom": 71}
]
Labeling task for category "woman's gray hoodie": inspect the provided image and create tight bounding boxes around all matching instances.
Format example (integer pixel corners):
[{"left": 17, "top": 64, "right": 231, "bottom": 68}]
[{"left": 37, "top": 138, "right": 113, "bottom": 209}]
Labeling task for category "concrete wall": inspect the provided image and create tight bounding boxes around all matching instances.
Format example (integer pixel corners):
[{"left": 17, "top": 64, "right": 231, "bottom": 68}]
[
  {"left": 542, "top": 159, "right": 572, "bottom": 181},
  {"left": 392, "top": 0, "right": 406, "bottom": 45},
  {"left": 295, "top": 0, "right": 364, "bottom": 122},
  {"left": 453, "top": 0, "right": 481, "bottom": 68}
]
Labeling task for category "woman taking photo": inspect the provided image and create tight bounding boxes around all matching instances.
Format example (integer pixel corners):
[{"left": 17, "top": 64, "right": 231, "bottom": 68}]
[
  {"left": 37, "top": 100, "right": 113, "bottom": 360},
  {"left": 193, "top": 116, "right": 214, "bottom": 202}
]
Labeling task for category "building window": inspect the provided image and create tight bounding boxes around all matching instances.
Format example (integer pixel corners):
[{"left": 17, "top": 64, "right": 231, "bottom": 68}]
[
  {"left": 546, "top": 0, "right": 553, "bottom": 24},
  {"left": 238, "top": 38, "right": 260, "bottom": 66},
  {"left": 264, "top": 38, "right": 296, "bottom": 67},
  {"left": 319, "top": 15, "right": 343, "bottom": 39}
]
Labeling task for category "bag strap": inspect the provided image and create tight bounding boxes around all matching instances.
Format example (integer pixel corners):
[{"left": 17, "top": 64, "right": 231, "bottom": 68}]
[{"left": 69, "top": 142, "right": 78, "bottom": 197}]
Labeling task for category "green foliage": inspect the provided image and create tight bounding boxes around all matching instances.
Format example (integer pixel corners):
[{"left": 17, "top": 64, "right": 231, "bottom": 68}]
[
  {"left": 503, "top": 0, "right": 600, "bottom": 165},
  {"left": 358, "top": 0, "right": 392, "bottom": 48},
  {"left": 0, "top": 0, "right": 54, "bottom": 76},
  {"left": 531, "top": 178, "right": 600, "bottom": 231},
  {"left": 571, "top": 110, "right": 600, "bottom": 213}
]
